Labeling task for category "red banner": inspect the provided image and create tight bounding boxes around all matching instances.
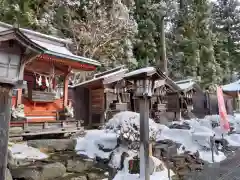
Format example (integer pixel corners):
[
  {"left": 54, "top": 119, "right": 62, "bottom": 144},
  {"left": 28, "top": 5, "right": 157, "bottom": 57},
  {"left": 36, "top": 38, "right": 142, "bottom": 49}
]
[{"left": 217, "top": 86, "right": 230, "bottom": 132}]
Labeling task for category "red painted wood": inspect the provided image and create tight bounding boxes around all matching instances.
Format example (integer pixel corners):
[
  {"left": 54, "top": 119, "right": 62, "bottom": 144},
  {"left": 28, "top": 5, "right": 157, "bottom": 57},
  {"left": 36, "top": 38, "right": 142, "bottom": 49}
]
[
  {"left": 39, "top": 54, "right": 97, "bottom": 71},
  {"left": 25, "top": 118, "right": 56, "bottom": 123},
  {"left": 17, "top": 89, "right": 22, "bottom": 105},
  {"left": 11, "top": 59, "right": 74, "bottom": 123},
  {"left": 11, "top": 96, "right": 17, "bottom": 107}
]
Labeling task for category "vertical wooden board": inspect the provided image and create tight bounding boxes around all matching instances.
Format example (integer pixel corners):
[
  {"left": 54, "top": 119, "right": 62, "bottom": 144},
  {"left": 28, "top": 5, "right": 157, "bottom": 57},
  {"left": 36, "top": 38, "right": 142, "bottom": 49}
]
[
  {"left": 91, "top": 88, "right": 104, "bottom": 113},
  {"left": 166, "top": 93, "right": 180, "bottom": 111},
  {"left": 88, "top": 89, "right": 92, "bottom": 127},
  {"left": 74, "top": 87, "right": 89, "bottom": 126},
  {"left": 0, "top": 85, "right": 11, "bottom": 180}
]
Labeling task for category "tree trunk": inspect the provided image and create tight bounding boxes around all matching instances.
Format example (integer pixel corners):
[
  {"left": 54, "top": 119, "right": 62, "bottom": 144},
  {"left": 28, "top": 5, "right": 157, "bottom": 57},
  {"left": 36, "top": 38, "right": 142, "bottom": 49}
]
[{"left": 160, "top": 17, "right": 167, "bottom": 75}]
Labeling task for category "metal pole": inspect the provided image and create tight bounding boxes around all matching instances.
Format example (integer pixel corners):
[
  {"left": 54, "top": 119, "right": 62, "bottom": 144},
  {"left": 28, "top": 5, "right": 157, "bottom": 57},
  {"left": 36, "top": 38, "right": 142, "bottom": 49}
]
[
  {"left": 210, "top": 136, "right": 215, "bottom": 163},
  {"left": 0, "top": 85, "right": 12, "bottom": 180},
  {"left": 166, "top": 146, "right": 170, "bottom": 180},
  {"left": 222, "top": 134, "right": 225, "bottom": 152},
  {"left": 139, "top": 95, "right": 150, "bottom": 180}
]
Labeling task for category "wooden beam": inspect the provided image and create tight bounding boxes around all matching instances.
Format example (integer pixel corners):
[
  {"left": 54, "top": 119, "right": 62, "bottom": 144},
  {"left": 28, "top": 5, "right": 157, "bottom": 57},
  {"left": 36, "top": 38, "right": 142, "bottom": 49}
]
[
  {"left": 16, "top": 89, "right": 22, "bottom": 105},
  {"left": 63, "top": 67, "right": 72, "bottom": 108},
  {"left": 88, "top": 89, "right": 92, "bottom": 128},
  {"left": 19, "top": 53, "right": 40, "bottom": 80},
  {"left": 63, "top": 74, "right": 70, "bottom": 108}
]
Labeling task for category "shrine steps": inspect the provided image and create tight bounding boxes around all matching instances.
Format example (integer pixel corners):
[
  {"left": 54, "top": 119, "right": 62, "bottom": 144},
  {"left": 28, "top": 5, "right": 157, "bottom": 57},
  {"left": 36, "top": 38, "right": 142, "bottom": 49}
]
[{"left": 25, "top": 110, "right": 57, "bottom": 122}]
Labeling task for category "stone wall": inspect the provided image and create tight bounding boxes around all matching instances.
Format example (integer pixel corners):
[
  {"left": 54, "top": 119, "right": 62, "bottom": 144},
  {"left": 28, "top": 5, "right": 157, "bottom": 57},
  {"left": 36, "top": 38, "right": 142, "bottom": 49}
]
[
  {"left": 8, "top": 139, "right": 108, "bottom": 180},
  {"left": 153, "top": 140, "right": 205, "bottom": 180}
]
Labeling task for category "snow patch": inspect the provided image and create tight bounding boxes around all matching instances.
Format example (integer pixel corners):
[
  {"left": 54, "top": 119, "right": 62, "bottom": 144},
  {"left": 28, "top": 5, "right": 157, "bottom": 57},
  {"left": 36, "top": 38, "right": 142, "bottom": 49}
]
[
  {"left": 8, "top": 142, "right": 48, "bottom": 160},
  {"left": 75, "top": 130, "right": 118, "bottom": 159},
  {"left": 157, "top": 120, "right": 227, "bottom": 162}
]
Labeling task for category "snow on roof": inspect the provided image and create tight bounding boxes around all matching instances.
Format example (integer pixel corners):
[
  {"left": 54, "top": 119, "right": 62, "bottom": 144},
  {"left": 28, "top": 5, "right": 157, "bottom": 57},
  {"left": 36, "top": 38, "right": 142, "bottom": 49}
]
[
  {"left": 103, "top": 68, "right": 128, "bottom": 84},
  {"left": 124, "top": 67, "right": 156, "bottom": 78},
  {"left": 222, "top": 79, "right": 240, "bottom": 92},
  {"left": 0, "top": 21, "right": 71, "bottom": 44},
  {"left": 175, "top": 79, "right": 198, "bottom": 91},
  {"left": 31, "top": 39, "right": 73, "bottom": 56},
  {"left": 94, "top": 65, "right": 126, "bottom": 78},
  {"left": 73, "top": 68, "right": 128, "bottom": 87},
  {"left": 177, "top": 81, "right": 195, "bottom": 90},
  {"left": 0, "top": 21, "right": 101, "bottom": 66}
]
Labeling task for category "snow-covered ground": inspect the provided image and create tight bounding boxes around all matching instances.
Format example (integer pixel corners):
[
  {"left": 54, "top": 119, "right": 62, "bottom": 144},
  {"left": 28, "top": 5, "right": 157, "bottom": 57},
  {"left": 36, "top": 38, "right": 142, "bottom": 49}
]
[
  {"left": 75, "top": 111, "right": 175, "bottom": 180},
  {"left": 75, "top": 129, "right": 173, "bottom": 180},
  {"left": 8, "top": 142, "right": 48, "bottom": 160},
  {"left": 6, "top": 111, "right": 240, "bottom": 180},
  {"left": 75, "top": 111, "right": 240, "bottom": 179},
  {"left": 10, "top": 111, "right": 240, "bottom": 179}
]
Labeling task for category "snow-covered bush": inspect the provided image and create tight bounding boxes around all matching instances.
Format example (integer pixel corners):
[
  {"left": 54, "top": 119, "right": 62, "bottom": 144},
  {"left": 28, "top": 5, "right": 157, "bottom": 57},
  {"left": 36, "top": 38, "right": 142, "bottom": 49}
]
[{"left": 103, "top": 111, "right": 165, "bottom": 150}]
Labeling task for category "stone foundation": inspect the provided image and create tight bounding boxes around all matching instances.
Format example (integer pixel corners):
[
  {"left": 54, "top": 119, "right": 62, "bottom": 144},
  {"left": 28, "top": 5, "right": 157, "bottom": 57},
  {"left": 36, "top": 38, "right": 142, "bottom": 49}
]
[
  {"left": 153, "top": 140, "right": 205, "bottom": 180},
  {"left": 8, "top": 139, "right": 108, "bottom": 180}
]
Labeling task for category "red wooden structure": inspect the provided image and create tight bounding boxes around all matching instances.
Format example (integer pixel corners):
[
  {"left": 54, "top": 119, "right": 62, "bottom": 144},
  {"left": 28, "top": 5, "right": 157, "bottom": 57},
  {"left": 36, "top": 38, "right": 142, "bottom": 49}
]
[{"left": 0, "top": 22, "right": 100, "bottom": 123}]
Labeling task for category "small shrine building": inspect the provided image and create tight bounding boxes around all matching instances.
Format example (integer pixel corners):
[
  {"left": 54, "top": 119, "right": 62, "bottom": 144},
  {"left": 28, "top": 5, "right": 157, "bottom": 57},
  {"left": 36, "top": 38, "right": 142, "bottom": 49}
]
[{"left": 0, "top": 22, "right": 100, "bottom": 123}]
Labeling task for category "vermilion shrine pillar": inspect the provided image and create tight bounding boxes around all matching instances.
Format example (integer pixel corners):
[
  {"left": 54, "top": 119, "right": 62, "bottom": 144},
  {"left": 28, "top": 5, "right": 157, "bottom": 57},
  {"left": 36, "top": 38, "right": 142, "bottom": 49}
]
[{"left": 16, "top": 88, "right": 22, "bottom": 105}]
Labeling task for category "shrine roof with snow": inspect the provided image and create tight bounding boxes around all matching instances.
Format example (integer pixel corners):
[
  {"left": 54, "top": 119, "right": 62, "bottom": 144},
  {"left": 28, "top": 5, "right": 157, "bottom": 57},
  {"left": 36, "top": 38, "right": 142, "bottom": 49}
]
[
  {"left": 73, "top": 66, "right": 128, "bottom": 88},
  {"left": 222, "top": 79, "right": 240, "bottom": 92},
  {"left": 0, "top": 21, "right": 101, "bottom": 67},
  {"left": 175, "top": 79, "right": 202, "bottom": 93}
]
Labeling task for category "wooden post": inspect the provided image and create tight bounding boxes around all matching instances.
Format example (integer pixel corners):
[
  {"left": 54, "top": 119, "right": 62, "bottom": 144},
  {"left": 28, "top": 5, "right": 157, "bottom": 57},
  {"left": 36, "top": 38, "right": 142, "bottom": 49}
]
[
  {"left": 100, "top": 92, "right": 107, "bottom": 125},
  {"left": 139, "top": 96, "right": 150, "bottom": 180},
  {"left": 43, "top": 122, "right": 48, "bottom": 129},
  {"left": 0, "top": 85, "right": 12, "bottom": 180},
  {"left": 237, "top": 91, "right": 240, "bottom": 112},
  {"left": 63, "top": 74, "right": 69, "bottom": 108},
  {"left": 210, "top": 136, "right": 215, "bottom": 163},
  {"left": 88, "top": 89, "right": 92, "bottom": 128},
  {"left": 149, "top": 143, "right": 152, "bottom": 156},
  {"left": 76, "top": 120, "right": 81, "bottom": 130},
  {"left": 23, "top": 122, "right": 29, "bottom": 131},
  {"left": 166, "top": 146, "right": 170, "bottom": 180},
  {"left": 16, "top": 88, "right": 22, "bottom": 105}
]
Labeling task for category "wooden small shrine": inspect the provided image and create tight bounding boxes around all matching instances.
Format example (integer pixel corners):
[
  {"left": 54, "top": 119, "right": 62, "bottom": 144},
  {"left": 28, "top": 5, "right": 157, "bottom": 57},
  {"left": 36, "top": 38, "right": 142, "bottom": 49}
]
[
  {"left": 73, "top": 66, "right": 132, "bottom": 128},
  {"left": 0, "top": 21, "right": 100, "bottom": 123},
  {"left": 151, "top": 71, "right": 181, "bottom": 122},
  {"left": 222, "top": 80, "right": 240, "bottom": 112},
  {"left": 166, "top": 79, "right": 203, "bottom": 120}
]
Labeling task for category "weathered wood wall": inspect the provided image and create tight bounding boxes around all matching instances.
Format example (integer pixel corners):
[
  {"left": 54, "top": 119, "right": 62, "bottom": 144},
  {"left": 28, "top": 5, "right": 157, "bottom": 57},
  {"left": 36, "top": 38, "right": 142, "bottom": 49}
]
[
  {"left": 192, "top": 92, "right": 233, "bottom": 117},
  {"left": 166, "top": 92, "right": 180, "bottom": 112},
  {"left": 192, "top": 93, "right": 206, "bottom": 118},
  {"left": 73, "top": 87, "right": 89, "bottom": 126},
  {"left": 166, "top": 91, "right": 234, "bottom": 119},
  {"left": 208, "top": 93, "right": 233, "bottom": 115}
]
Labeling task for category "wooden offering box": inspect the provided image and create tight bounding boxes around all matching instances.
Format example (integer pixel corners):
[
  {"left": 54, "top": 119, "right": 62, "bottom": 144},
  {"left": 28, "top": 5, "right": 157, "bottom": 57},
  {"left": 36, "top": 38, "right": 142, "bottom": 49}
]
[{"left": 28, "top": 90, "right": 56, "bottom": 102}]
